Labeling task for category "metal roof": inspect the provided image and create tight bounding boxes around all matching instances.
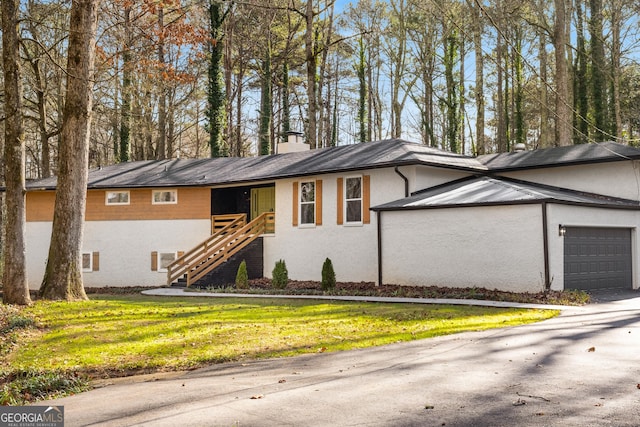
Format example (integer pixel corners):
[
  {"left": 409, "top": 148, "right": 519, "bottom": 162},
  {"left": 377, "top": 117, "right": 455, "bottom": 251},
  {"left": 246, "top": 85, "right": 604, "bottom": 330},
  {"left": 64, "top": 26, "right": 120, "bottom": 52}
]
[
  {"left": 26, "top": 139, "right": 484, "bottom": 190},
  {"left": 372, "top": 176, "right": 640, "bottom": 211},
  {"left": 477, "top": 141, "right": 640, "bottom": 171}
]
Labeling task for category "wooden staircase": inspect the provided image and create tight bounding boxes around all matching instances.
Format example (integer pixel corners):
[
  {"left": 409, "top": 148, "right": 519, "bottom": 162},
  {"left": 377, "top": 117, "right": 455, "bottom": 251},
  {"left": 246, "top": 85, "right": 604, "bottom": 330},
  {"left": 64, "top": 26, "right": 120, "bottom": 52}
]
[{"left": 167, "top": 213, "right": 275, "bottom": 287}]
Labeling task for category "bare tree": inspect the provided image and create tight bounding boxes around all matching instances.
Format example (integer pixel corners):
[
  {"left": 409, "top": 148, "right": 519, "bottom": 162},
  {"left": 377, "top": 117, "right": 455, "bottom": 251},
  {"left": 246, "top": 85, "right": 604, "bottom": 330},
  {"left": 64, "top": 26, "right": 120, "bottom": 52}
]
[
  {"left": 40, "top": 0, "right": 99, "bottom": 301},
  {"left": 2, "top": 0, "right": 32, "bottom": 305}
]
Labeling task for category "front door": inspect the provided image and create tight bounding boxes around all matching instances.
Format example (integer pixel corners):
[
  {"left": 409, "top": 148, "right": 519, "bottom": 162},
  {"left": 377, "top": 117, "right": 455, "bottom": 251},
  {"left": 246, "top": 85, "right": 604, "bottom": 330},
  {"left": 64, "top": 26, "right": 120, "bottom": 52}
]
[{"left": 251, "top": 187, "right": 275, "bottom": 220}]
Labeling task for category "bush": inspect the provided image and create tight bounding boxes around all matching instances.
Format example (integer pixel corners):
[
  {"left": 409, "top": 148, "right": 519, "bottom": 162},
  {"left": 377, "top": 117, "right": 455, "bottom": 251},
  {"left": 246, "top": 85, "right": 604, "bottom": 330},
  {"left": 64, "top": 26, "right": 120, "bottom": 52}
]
[
  {"left": 272, "top": 259, "right": 288, "bottom": 289},
  {"left": 321, "top": 258, "right": 336, "bottom": 291},
  {"left": 235, "top": 260, "right": 248, "bottom": 289}
]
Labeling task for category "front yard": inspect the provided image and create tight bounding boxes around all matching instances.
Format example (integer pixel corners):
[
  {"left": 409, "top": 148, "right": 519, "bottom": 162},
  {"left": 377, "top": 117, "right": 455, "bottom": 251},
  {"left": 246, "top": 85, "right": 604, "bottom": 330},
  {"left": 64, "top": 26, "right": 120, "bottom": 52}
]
[{"left": 1, "top": 293, "right": 559, "bottom": 404}]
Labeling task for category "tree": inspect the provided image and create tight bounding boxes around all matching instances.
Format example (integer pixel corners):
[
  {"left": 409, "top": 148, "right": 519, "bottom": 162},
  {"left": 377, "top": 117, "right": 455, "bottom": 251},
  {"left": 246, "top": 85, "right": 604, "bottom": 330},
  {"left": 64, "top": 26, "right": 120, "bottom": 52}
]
[
  {"left": 589, "top": 0, "right": 607, "bottom": 142},
  {"left": 2, "top": 0, "right": 32, "bottom": 305},
  {"left": 356, "top": 37, "right": 367, "bottom": 143},
  {"left": 40, "top": 0, "right": 99, "bottom": 301},
  {"left": 553, "top": 0, "right": 572, "bottom": 146},
  {"left": 207, "top": 1, "right": 229, "bottom": 157}
]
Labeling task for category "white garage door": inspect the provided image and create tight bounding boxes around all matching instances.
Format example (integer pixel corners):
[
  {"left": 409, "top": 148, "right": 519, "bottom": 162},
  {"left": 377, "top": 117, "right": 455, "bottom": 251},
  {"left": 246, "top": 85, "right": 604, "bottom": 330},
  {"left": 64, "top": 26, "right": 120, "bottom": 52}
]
[{"left": 564, "top": 227, "right": 632, "bottom": 290}]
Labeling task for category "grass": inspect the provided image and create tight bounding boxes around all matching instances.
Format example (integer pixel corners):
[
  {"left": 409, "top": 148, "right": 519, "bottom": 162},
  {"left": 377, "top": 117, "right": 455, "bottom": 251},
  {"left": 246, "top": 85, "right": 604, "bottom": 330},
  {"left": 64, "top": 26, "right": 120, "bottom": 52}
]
[{"left": 1, "top": 294, "right": 559, "bottom": 404}]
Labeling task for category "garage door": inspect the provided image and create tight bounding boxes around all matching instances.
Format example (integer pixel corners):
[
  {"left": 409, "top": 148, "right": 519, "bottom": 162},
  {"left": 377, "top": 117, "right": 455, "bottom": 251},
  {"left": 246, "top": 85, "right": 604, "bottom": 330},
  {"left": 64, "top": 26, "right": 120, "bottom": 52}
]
[{"left": 564, "top": 227, "right": 632, "bottom": 290}]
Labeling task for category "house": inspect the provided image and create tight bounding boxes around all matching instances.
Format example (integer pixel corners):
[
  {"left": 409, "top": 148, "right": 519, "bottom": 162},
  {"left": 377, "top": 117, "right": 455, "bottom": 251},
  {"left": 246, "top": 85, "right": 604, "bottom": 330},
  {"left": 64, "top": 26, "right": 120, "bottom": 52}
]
[{"left": 24, "top": 137, "right": 640, "bottom": 293}]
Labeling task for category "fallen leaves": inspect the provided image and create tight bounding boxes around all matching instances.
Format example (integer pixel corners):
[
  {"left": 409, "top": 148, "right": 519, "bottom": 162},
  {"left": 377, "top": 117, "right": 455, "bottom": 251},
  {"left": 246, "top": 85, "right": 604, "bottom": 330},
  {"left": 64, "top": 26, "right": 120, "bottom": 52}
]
[
  {"left": 250, "top": 394, "right": 264, "bottom": 400},
  {"left": 587, "top": 347, "right": 596, "bottom": 352}
]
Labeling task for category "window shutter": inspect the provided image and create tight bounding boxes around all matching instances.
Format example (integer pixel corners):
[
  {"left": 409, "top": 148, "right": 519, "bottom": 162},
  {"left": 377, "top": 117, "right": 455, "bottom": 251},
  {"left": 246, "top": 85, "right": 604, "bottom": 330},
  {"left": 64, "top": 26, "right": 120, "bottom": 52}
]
[
  {"left": 363, "top": 175, "right": 371, "bottom": 224},
  {"left": 316, "top": 179, "right": 323, "bottom": 226},
  {"left": 92, "top": 252, "right": 100, "bottom": 272},
  {"left": 292, "top": 182, "right": 299, "bottom": 226},
  {"left": 336, "top": 177, "right": 344, "bottom": 225},
  {"left": 151, "top": 251, "right": 158, "bottom": 271}
]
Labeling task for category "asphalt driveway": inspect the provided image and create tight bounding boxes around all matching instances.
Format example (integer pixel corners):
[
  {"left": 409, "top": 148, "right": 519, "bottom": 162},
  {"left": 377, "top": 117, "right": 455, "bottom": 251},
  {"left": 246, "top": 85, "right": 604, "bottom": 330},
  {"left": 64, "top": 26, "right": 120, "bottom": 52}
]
[{"left": 42, "top": 290, "right": 640, "bottom": 427}]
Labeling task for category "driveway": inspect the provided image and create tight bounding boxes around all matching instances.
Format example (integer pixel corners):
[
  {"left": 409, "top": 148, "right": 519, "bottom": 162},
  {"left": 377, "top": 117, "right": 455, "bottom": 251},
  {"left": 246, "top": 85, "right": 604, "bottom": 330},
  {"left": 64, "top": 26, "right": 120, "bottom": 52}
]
[{"left": 42, "top": 290, "right": 640, "bottom": 427}]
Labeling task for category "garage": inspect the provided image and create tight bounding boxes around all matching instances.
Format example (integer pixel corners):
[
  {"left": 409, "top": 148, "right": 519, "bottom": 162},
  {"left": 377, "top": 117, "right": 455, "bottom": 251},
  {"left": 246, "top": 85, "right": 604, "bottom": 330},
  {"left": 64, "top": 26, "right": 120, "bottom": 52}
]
[{"left": 564, "top": 227, "right": 633, "bottom": 290}]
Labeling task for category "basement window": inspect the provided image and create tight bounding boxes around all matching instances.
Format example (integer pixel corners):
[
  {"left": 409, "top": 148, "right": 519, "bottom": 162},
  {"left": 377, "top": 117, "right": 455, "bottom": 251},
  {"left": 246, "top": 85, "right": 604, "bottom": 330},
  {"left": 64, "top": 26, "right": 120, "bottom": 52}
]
[
  {"left": 158, "top": 252, "right": 177, "bottom": 272},
  {"left": 152, "top": 189, "right": 178, "bottom": 205}
]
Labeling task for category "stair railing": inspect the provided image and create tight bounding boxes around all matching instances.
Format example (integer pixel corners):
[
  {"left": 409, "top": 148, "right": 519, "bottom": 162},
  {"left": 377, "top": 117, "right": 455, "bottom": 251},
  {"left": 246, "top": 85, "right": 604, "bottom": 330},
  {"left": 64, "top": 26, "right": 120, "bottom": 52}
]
[
  {"left": 184, "top": 212, "right": 274, "bottom": 287},
  {"left": 166, "top": 214, "right": 246, "bottom": 286}
]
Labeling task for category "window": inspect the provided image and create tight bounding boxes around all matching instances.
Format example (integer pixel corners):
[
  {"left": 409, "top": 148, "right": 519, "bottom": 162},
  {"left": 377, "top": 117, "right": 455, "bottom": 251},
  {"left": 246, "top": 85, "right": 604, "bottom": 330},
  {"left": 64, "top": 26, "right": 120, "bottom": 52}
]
[
  {"left": 152, "top": 189, "right": 177, "bottom": 204},
  {"left": 154, "top": 252, "right": 177, "bottom": 272},
  {"left": 106, "top": 191, "right": 130, "bottom": 205},
  {"left": 337, "top": 175, "right": 370, "bottom": 225},
  {"left": 82, "top": 252, "right": 99, "bottom": 272},
  {"left": 345, "top": 176, "right": 362, "bottom": 223},
  {"left": 299, "top": 181, "right": 315, "bottom": 225}
]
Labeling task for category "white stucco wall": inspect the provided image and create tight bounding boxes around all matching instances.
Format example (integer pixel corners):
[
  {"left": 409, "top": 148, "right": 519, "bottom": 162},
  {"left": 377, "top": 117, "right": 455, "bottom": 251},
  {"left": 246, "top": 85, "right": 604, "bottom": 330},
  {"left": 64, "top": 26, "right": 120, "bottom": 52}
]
[
  {"left": 264, "top": 168, "right": 411, "bottom": 283},
  {"left": 502, "top": 161, "right": 640, "bottom": 201},
  {"left": 26, "top": 219, "right": 210, "bottom": 288},
  {"left": 412, "top": 166, "right": 472, "bottom": 193},
  {"left": 546, "top": 204, "right": 640, "bottom": 291},
  {"left": 379, "top": 205, "right": 547, "bottom": 292}
]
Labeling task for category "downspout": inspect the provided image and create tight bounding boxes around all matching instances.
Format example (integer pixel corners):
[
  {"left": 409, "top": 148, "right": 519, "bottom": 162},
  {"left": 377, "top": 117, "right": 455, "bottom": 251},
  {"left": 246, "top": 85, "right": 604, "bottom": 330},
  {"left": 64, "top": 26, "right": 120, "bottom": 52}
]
[
  {"left": 377, "top": 211, "right": 383, "bottom": 286},
  {"left": 394, "top": 166, "right": 409, "bottom": 197},
  {"left": 542, "top": 202, "right": 551, "bottom": 291}
]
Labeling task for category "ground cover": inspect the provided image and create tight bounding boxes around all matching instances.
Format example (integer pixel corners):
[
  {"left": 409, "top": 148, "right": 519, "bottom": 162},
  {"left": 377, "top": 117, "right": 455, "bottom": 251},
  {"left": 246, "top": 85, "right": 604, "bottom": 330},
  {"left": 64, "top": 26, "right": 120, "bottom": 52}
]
[{"left": 1, "top": 294, "right": 558, "bottom": 404}]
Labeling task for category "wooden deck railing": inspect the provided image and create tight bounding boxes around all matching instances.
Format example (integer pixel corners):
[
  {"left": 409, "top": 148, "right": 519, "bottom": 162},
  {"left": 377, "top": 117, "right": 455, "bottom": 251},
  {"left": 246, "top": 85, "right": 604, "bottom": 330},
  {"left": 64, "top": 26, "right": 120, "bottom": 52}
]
[
  {"left": 166, "top": 214, "right": 246, "bottom": 286},
  {"left": 167, "top": 212, "right": 275, "bottom": 287}
]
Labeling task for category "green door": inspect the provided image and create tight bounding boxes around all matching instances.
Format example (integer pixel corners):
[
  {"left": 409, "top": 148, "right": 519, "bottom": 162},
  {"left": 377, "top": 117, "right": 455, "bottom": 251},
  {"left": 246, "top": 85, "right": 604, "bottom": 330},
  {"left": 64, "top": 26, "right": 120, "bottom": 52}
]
[{"left": 251, "top": 187, "right": 275, "bottom": 220}]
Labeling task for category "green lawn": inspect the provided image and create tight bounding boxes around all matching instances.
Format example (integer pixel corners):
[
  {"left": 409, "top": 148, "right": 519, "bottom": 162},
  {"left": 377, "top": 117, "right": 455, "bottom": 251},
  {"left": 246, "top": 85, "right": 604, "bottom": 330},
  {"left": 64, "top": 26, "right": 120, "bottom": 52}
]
[{"left": 1, "top": 294, "right": 559, "bottom": 403}]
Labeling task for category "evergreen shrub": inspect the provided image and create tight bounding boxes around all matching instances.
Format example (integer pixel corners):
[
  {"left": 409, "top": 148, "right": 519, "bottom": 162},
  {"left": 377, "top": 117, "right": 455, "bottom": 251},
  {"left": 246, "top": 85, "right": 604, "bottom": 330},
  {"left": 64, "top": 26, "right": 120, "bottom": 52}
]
[
  {"left": 235, "top": 260, "right": 248, "bottom": 289},
  {"left": 321, "top": 258, "right": 336, "bottom": 291},
  {"left": 272, "top": 259, "right": 288, "bottom": 289}
]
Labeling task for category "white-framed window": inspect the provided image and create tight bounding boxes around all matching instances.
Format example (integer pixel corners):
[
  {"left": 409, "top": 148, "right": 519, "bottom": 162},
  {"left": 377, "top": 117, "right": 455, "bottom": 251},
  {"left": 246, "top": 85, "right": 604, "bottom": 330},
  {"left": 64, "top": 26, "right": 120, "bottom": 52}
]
[
  {"left": 105, "top": 190, "right": 130, "bottom": 205},
  {"left": 158, "top": 252, "right": 177, "bottom": 272},
  {"left": 299, "top": 181, "right": 316, "bottom": 226},
  {"left": 152, "top": 189, "right": 178, "bottom": 204},
  {"left": 82, "top": 252, "right": 94, "bottom": 272},
  {"left": 345, "top": 176, "right": 363, "bottom": 224}
]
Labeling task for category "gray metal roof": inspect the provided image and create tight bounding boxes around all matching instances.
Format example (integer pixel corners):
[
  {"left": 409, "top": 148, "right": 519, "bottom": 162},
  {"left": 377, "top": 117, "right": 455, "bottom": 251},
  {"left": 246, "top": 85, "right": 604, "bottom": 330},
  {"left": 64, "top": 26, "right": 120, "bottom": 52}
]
[
  {"left": 477, "top": 141, "right": 640, "bottom": 171},
  {"left": 26, "top": 139, "right": 484, "bottom": 190},
  {"left": 372, "top": 176, "right": 640, "bottom": 211}
]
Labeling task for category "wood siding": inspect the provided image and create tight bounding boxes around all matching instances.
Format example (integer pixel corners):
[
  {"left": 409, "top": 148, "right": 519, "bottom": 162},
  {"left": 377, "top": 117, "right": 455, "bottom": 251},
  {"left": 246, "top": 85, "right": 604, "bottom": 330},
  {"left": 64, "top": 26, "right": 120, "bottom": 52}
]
[{"left": 26, "top": 187, "right": 211, "bottom": 222}]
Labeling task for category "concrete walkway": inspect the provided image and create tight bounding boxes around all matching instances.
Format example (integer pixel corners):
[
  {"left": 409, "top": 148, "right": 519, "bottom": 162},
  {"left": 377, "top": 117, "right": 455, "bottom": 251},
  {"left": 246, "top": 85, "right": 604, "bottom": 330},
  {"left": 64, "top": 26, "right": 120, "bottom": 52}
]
[
  {"left": 42, "top": 290, "right": 640, "bottom": 427},
  {"left": 141, "top": 287, "right": 574, "bottom": 311}
]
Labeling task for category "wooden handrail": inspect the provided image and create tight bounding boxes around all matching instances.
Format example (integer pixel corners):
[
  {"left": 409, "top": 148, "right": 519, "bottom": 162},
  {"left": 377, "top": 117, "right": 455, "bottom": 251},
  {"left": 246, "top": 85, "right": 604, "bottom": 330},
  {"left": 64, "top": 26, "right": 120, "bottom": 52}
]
[
  {"left": 166, "top": 214, "right": 246, "bottom": 286},
  {"left": 167, "top": 212, "right": 275, "bottom": 287}
]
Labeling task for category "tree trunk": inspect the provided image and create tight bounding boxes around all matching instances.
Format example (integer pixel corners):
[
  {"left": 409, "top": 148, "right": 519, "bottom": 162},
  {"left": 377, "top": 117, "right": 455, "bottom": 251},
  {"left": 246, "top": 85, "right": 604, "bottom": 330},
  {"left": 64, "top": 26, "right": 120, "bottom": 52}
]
[
  {"left": 610, "top": 0, "right": 622, "bottom": 140},
  {"left": 2, "top": 0, "right": 32, "bottom": 305},
  {"left": 208, "top": 1, "right": 226, "bottom": 157},
  {"left": 156, "top": 7, "right": 167, "bottom": 159},
  {"left": 589, "top": 0, "right": 607, "bottom": 142},
  {"left": 305, "top": 0, "right": 317, "bottom": 149},
  {"left": 554, "top": 0, "right": 572, "bottom": 146},
  {"left": 472, "top": 0, "right": 485, "bottom": 154},
  {"left": 538, "top": 30, "right": 550, "bottom": 148},
  {"left": 574, "top": 0, "right": 589, "bottom": 144},
  {"left": 120, "top": 4, "right": 132, "bottom": 162},
  {"left": 40, "top": 0, "right": 98, "bottom": 301}
]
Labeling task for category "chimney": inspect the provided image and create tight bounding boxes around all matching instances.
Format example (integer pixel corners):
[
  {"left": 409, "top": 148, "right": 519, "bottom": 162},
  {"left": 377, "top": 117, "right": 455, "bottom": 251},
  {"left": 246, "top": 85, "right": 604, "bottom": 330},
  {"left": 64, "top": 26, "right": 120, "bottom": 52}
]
[
  {"left": 513, "top": 143, "right": 527, "bottom": 152},
  {"left": 278, "top": 131, "right": 310, "bottom": 154}
]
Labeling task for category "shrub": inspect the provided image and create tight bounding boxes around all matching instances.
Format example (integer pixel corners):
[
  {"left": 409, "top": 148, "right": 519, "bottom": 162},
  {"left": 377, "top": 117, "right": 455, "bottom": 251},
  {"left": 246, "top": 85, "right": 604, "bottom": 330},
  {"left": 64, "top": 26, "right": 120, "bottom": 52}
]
[
  {"left": 272, "top": 259, "right": 288, "bottom": 289},
  {"left": 235, "top": 260, "right": 248, "bottom": 289},
  {"left": 321, "top": 258, "right": 336, "bottom": 291}
]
